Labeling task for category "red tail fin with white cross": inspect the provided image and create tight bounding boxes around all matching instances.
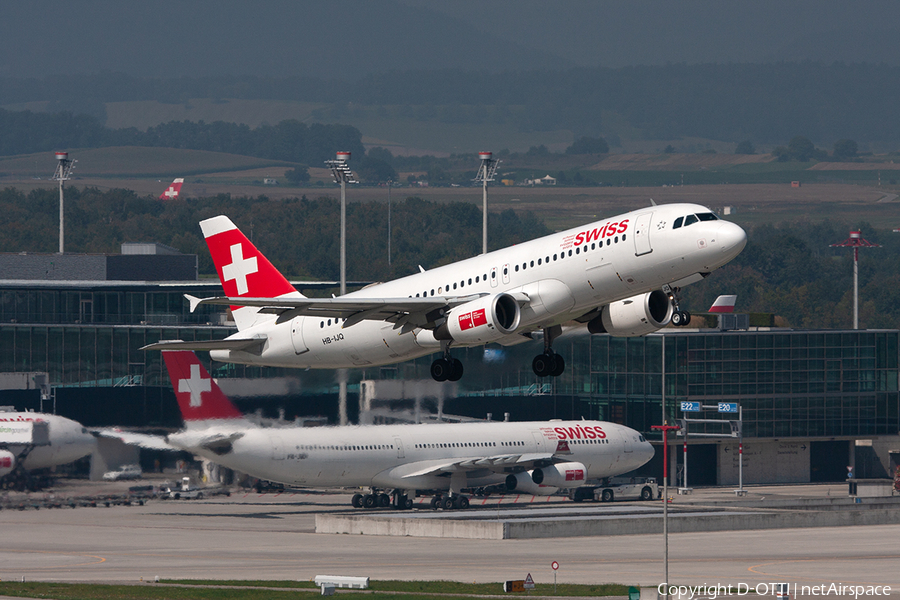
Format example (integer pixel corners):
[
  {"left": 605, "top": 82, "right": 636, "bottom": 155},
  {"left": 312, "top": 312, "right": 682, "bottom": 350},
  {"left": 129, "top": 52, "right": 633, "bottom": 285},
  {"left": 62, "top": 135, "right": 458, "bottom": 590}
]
[
  {"left": 199, "top": 215, "right": 303, "bottom": 330},
  {"left": 159, "top": 178, "right": 184, "bottom": 200},
  {"left": 163, "top": 351, "right": 246, "bottom": 426}
]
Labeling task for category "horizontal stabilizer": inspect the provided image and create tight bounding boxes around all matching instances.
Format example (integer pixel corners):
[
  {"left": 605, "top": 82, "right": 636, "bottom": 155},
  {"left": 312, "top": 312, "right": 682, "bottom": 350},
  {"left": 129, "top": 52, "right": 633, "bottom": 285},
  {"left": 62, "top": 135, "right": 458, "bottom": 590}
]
[{"left": 140, "top": 338, "right": 266, "bottom": 352}]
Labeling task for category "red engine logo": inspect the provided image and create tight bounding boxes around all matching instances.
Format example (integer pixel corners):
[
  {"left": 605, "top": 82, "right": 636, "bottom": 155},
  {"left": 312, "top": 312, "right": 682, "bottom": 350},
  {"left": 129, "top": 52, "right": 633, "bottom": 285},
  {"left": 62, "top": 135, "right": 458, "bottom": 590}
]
[
  {"left": 565, "top": 469, "right": 584, "bottom": 481},
  {"left": 458, "top": 308, "right": 487, "bottom": 331}
]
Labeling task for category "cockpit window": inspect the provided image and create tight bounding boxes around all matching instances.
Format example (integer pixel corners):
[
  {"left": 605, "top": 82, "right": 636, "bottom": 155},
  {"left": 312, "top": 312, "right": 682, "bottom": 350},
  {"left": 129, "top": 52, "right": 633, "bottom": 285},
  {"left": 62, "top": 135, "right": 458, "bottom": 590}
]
[
  {"left": 697, "top": 212, "right": 718, "bottom": 221},
  {"left": 684, "top": 214, "right": 699, "bottom": 226},
  {"left": 673, "top": 216, "right": 684, "bottom": 229}
]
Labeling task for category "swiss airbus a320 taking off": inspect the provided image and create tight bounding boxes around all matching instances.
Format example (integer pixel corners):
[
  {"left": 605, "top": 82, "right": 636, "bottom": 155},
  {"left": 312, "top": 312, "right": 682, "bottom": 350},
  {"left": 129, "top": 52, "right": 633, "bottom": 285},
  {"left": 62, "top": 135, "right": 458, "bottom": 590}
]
[
  {"left": 145, "top": 203, "right": 746, "bottom": 380},
  {"left": 162, "top": 350, "right": 654, "bottom": 510}
]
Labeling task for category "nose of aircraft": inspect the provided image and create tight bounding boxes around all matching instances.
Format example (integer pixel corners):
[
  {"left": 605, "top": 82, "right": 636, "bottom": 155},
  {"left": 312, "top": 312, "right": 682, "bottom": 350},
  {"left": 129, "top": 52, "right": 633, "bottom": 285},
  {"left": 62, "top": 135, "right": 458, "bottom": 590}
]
[{"left": 717, "top": 221, "right": 747, "bottom": 260}]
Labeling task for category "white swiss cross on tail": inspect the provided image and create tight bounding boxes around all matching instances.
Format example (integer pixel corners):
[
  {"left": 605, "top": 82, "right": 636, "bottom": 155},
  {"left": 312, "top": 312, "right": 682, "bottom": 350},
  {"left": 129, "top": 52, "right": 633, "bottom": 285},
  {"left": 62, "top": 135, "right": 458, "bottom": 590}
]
[
  {"left": 221, "top": 243, "right": 258, "bottom": 296},
  {"left": 158, "top": 178, "right": 184, "bottom": 200},
  {"left": 199, "top": 215, "right": 302, "bottom": 331},
  {"left": 178, "top": 364, "right": 211, "bottom": 407}
]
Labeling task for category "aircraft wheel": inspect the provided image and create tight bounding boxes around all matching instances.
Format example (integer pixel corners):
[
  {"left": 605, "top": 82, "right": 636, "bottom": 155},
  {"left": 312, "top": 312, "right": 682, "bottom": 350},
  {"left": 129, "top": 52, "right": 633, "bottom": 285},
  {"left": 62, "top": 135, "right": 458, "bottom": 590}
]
[
  {"left": 551, "top": 354, "right": 565, "bottom": 377},
  {"left": 430, "top": 358, "right": 450, "bottom": 382},
  {"left": 682, "top": 311, "right": 691, "bottom": 326},
  {"left": 601, "top": 489, "right": 614, "bottom": 502},
  {"left": 351, "top": 493, "right": 364, "bottom": 508},
  {"left": 441, "top": 496, "right": 455, "bottom": 510},
  {"left": 378, "top": 493, "right": 391, "bottom": 507},
  {"left": 363, "top": 494, "right": 377, "bottom": 509},
  {"left": 430, "top": 496, "right": 441, "bottom": 510},
  {"left": 447, "top": 358, "right": 464, "bottom": 382},
  {"left": 672, "top": 311, "right": 684, "bottom": 326},
  {"left": 401, "top": 496, "right": 413, "bottom": 510},
  {"left": 532, "top": 353, "right": 554, "bottom": 377},
  {"left": 455, "top": 496, "right": 470, "bottom": 509},
  {"left": 640, "top": 487, "right": 653, "bottom": 501}
]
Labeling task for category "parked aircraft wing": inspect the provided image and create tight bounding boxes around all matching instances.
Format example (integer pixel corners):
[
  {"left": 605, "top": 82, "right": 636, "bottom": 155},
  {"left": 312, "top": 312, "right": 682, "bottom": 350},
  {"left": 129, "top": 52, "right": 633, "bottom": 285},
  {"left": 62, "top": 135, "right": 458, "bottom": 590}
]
[{"left": 393, "top": 452, "right": 558, "bottom": 479}]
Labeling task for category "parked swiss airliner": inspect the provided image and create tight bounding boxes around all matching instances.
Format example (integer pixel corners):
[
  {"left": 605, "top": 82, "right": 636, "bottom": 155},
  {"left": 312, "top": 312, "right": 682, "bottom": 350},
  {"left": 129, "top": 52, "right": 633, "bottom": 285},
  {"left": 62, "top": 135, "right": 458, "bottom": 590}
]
[
  {"left": 161, "top": 350, "right": 654, "bottom": 510},
  {"left": 145, "top": 203, "right": 746, "bottom": 381}
]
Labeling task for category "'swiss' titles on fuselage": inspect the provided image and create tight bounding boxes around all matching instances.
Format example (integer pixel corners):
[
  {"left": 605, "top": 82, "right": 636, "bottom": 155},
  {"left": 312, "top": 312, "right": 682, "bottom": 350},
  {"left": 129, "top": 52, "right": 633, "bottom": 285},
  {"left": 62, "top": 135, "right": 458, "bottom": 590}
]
[{"left": 145, "top": 202, "right": 746, "bottom": 382}]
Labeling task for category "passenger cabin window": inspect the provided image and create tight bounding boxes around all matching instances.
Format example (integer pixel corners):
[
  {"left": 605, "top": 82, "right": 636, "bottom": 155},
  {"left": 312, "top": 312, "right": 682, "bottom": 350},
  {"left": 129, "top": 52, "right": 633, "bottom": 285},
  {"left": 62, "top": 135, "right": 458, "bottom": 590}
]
[{"left": 684, "top": 214, "right": 699, "bottom": 226}]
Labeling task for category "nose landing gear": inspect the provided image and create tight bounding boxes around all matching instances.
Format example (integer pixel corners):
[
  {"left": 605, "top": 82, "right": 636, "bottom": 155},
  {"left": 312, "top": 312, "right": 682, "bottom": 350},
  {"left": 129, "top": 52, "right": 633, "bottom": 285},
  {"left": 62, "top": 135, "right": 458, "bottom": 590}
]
[{"left": 663, "top": 284, "right": 691, "bottom": 327}]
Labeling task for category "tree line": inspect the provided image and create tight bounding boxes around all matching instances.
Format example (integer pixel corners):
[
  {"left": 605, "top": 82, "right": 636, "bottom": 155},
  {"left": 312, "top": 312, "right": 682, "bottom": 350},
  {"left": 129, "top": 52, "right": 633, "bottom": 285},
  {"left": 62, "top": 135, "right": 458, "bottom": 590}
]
[
  {"left": 0, "top": 109, "right": 365, "bottom": 166},
  {"left": 4, "top": 62, "right": 900, "bottom": 146}
]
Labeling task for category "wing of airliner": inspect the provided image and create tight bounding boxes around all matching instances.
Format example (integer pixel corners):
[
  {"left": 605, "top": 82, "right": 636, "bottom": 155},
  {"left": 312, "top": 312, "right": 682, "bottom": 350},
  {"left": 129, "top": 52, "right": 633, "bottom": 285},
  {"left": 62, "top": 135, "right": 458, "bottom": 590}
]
[
  {"left": 387, "top": 452, "right": 559, "bottom": 479},
  {"left": 94, "top": 429, "right": 176, "bottom": 451}
]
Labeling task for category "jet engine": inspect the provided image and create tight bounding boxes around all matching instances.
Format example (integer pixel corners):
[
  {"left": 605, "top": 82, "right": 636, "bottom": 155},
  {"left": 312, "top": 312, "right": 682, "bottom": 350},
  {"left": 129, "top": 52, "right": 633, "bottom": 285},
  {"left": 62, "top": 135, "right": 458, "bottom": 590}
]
[
  {"left": 587, "top": 290, "right": 673, "bottom": 337},
  {"left": 0, "top": 450, "right": 15, "bottom": 478},
  {"left": 434, "top": 293, "right": 521, "bottom": 344},
  {"left": 505, "top": 471, "right": 558, "bottom": 496},
  {"left": 531, "top": 461, "right": 587, "bottom": 487}
]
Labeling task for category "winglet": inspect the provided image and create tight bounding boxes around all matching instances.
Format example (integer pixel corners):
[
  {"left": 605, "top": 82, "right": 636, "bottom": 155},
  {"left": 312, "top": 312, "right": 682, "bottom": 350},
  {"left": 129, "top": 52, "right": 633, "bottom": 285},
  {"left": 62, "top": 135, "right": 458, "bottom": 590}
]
[{"left": 708, "top": 295, "right": 737, "bottom": 313}]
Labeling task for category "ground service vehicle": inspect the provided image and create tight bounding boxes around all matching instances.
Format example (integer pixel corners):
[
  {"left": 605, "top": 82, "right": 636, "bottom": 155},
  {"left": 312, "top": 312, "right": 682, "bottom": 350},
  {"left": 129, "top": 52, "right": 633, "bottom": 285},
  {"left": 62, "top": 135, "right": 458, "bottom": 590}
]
[{"left": 569, "top": 477, "right": 658, "bottom": 502}]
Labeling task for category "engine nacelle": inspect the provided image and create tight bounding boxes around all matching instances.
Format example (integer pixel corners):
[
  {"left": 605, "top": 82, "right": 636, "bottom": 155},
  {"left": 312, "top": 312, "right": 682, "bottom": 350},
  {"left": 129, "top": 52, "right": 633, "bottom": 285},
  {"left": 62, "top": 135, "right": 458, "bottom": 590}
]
[
  {"left": 531, "top": 461, "right": 587, "bottom": 487},
  {"left": 588, "top": 290, "right": 673, "bottom": 337},
  {"left": 435, "top": 293, "right": 521, "bottom": 344},
  {"left": 505, "top": 471, "right": 558, "bottom": 496},
  {"left": 0, "top": 450, "right": 16, "bottom": 478}
]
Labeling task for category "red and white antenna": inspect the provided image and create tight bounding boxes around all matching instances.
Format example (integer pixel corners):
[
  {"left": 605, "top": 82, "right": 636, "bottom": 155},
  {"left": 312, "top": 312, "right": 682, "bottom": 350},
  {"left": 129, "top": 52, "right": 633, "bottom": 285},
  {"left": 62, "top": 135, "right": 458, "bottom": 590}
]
[{"left": 830, "top": 230, "right": 880, "bottom": 329}]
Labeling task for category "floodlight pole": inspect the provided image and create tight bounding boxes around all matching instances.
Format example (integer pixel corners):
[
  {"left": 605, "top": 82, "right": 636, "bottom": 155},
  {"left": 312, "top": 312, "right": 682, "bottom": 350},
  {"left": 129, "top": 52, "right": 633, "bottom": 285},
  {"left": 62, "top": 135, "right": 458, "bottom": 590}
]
[
  {"left": 830, "top": 230, "right": 879, "bottom": 330},
  {"left": 387, "top": 180, "right": 392, "bottom": 266},
  {"left": 326, "top": 152, "right": 358, "bottom": 426},
  {"left": 52, "top": 152, "right": 76, "bottom": 254},
  {"left": 474, "top": 152, "right": 500, "bottom": 255}
]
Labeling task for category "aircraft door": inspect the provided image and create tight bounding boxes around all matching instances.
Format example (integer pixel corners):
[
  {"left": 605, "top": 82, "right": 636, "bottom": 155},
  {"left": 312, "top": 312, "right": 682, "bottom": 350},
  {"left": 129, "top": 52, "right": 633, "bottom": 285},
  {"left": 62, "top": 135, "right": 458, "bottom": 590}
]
[
  {"left": 622, "top": 429, "right": 634, "bottom": 454},
  {"left": 531, "top": 430, "right": 547, "bottom": 453},
  {"left": 271, "top": 434, "right": 286, "bottom": 460},
  {"left": 490, "top": 267, "right": 499, "bottom": 288},
  {"left": 291, "top": 317, "right": 309, "bottom": 355},
  {"left": 633, "top": 212, "right": 653, "bottom": 256},
  {"left": 394, "top": 437, "right": 404, "bottom": 458},
  {"left": 502, "top": 263, "right": 510, "bottom": 285}
]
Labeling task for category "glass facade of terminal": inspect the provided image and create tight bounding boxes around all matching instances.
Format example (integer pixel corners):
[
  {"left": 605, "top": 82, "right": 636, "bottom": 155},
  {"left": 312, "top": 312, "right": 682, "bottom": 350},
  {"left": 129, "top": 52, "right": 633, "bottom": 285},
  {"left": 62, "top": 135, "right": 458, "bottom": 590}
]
[{"left": 1, "top": 317, "right": 898, "bottom": 439}]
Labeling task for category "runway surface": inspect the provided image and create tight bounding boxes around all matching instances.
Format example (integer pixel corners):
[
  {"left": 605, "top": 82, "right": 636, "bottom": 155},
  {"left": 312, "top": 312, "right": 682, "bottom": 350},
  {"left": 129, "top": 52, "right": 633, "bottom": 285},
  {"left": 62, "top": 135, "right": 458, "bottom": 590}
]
[{"left": 0, "top": 482, "right": 898, "bottom": 590}]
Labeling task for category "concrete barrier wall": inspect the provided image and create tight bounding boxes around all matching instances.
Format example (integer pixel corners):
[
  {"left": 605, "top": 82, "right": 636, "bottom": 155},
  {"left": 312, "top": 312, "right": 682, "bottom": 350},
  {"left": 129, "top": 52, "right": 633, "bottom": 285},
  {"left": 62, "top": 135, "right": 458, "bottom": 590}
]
[{"left": 317, "top": 508, "right": 900, "bottom": 540}]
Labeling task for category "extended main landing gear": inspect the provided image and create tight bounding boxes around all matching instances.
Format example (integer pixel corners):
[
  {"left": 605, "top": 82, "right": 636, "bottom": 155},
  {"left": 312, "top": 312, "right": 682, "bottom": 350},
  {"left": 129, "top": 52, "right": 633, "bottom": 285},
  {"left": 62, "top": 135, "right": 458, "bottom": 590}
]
[
  {"left": 431, "top": 341, "right": 463, "bottom": 382},
  {"left": 663, "top": 284, "right": 691, "bottom": 327},
  {"left": 351, "top": 489, "right": 413, "bottom": 510},
  {"left": 429, "top": 493, "right": 470, "bottom": 510},
  {"left": 532, "top": 325, "right": 565, "bottom": 378}
]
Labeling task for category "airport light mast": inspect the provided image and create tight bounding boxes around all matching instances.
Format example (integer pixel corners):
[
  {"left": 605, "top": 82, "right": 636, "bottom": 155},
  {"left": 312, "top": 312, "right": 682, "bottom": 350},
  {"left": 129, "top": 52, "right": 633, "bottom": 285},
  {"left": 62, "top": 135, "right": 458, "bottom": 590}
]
[
  {"left": 474, "top": 151, "right": 500, "bottom": 255},
  {"left": 326, "top": 151, "right": 357, "bottom": 427},
  {"left": 52, "top": 151, "right": 76, "bottom": 254},
  {"left": 830, "top": 230, "right": 879, "bottom": 329},
  {"left": 326, "top": 151, "right": 358, "bottom": 295}
]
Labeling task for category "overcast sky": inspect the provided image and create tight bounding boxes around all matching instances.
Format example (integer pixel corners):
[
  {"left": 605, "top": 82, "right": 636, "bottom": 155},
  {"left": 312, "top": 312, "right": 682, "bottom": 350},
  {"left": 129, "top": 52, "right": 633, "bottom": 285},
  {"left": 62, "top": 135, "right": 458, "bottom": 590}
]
[{"left": 2, "top": 0, "right": 899, "bottom": 79}]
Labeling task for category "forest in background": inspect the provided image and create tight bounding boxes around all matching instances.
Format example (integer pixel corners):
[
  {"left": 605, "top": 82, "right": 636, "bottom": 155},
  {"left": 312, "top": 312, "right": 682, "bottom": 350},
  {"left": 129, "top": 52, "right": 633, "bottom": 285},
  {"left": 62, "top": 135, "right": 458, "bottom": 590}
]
[
  {"left": 0, "top": 186, "right": 897, "bottom": 331},
  {"left": 4, "top": 62, "right": 900, "bottom": 151}
]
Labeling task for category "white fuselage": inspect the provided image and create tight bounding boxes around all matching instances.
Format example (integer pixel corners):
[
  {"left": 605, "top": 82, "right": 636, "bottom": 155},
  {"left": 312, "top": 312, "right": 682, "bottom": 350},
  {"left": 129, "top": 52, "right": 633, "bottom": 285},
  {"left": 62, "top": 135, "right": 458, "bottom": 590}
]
[
  {"left": 212, "top": 203, "right": 745, "bottom": 369},
  {"left": 168, "top": 420, "right": 654, "bottom": 491},
  {"left": 0, "top": 412, "right": 96, "bottom": 470}
]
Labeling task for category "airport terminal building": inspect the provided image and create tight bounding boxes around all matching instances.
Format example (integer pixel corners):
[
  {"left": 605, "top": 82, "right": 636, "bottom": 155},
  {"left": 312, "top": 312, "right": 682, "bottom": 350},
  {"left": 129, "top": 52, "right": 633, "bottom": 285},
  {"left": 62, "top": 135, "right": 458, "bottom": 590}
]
[{"left": 1, "top": 250, "right": 898, "bottom": 486}]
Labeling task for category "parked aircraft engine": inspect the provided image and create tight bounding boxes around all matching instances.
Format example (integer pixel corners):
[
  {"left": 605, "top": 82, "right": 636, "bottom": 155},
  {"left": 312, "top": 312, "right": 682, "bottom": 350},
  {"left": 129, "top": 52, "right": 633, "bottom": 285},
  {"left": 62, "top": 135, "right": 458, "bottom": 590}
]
[
  {"left": 0, "top": 450, "right": 15, "bottom": 478},
  {"left": 587, "top": 290, "right": 673, "bottom": 337},
  {"left": 434, "top": 293, "right": 521, "bottom": 344},
  {"left": 505, "top": 471, "right": 558, "bottom": 496},
  {"left": 531, "top": 461, "right": 587, "bottom": 487}
]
